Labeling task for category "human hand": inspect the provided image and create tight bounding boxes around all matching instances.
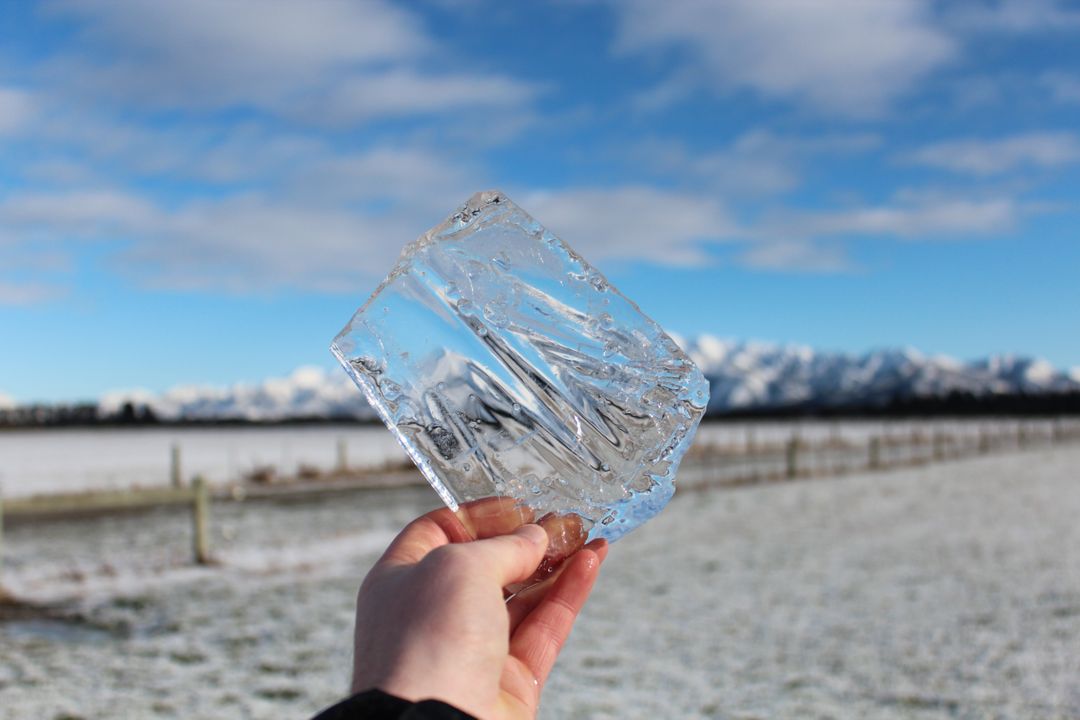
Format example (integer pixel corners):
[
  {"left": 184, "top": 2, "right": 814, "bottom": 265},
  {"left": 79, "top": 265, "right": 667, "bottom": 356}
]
[{"left": 351, "top": 501, "right": 607, "bottom": 719}]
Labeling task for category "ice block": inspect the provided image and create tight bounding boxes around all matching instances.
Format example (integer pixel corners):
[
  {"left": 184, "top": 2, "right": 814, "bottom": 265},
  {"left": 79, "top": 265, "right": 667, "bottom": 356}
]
[{"left": 331, "top": 190, "right": 708, "bottom": 554}]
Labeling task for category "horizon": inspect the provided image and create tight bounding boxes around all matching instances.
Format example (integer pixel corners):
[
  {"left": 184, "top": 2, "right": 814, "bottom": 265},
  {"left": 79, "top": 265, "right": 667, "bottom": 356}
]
[
  {"left": 4, "top": 333, "right": 1077, "bottom": 414},
  {"left": 2, "top": 1, "right": 1079, "bottom": 404}
]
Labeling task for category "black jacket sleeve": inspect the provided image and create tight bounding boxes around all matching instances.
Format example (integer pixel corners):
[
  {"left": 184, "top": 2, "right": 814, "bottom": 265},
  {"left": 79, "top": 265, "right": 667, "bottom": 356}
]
[{"left": 311, "top": 688, "right": 478, "bottom": 720}]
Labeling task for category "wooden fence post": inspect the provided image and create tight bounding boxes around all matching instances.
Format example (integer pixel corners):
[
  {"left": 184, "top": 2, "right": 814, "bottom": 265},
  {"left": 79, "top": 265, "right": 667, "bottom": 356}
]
[
  {"left": 869, "top": 436, "right": 881, "bottom": 470},
  {"left": 785, "top": 436, "right": 799, "bottom": 479},
  {"left": 192, "top": 476, "right": 211, "bottom": 565},
  {"left": 337, "top": 437, "right": 348, "bottom": 473},
  {"left": 0, "top": 488, "right": 4, "bottom": 593},
  {"left": 933, "top": 432, "right": 946, "bottom": 462},
  {"left": 170, "top": 444, "right": 183, "bottom": 488}
]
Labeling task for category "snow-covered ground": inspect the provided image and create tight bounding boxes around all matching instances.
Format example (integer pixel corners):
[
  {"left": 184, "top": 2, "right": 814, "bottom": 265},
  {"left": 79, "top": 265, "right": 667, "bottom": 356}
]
[
  {"left": 2, "top": 446, "right": 1077, "bottom": 719},
  {"left": 0, "top": 419, "right": 1056, "bottom": 498},
  {"left": 0, "top": 425, "right": 407, "bottom": 497}
]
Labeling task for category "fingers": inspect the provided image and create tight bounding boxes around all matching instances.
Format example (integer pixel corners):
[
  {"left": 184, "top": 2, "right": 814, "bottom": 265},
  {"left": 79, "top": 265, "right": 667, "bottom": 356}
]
[
  {"left": 508, "top": 544, "right": 602, "bottom": 689},
  {"left": 533, "top": 513, "right": 589, "bottom": 579},
  {"left": 455, "top": 497, "right": 536, "bottom": 540},
  {"left": 468, "top": 523, "right": 550, "bottom": 587},
  {"left": 507, "top": 539, "right": 608, "bottom": 631},
  {"left": 379, "top": 513, "right": 455, "bottom": 566},
  {"left": 379, "top": 498, "right": 532, "bottom": 567}
]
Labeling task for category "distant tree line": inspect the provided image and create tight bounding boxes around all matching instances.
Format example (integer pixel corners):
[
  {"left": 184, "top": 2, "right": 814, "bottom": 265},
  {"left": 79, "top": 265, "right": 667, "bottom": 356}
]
[
  {"left": 710, "top": 390, "right": 1080, "bottom": 420},
  {"left": 0, "top": 401, "right": 371, "bottom": 428},
  {"left": 2, "top": 390, "right": 1080, "bottom": 429}
]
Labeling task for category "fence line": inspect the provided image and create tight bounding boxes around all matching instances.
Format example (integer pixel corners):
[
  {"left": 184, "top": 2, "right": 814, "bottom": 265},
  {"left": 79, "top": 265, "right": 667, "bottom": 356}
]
[
  {"left": 679, "top": 418, "right": 1080, "bottom": 490},
  {"left": 1, "top": 419, "right": 1079, "bottom": 596}
]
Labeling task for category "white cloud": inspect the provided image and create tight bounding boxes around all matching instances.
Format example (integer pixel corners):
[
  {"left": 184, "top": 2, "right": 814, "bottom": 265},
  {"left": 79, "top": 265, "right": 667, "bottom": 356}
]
[
  {"left": 302, "top": 69, "right": 538, "bottom": 125},
  {"left": 0, "top": 391, "right": 15, "bottom": 409},
  {"left": 0, "top": 131, "right": 493, "bottom": 291},
  {"left": 767, "top": 196, "right": 1022, "bottom": 240},
  {"left": 0, "top": 190, "right": 159, "bottom": 234},
  {"left": 50, "top": 0, "right": 428, "bottom": 66},
  {"left": 520, "top": 187, "right": 735, "bottom": 266},
  {"left": 945, "top": 0, "right": 1080, "bottom": 33},
  {"left": 0, "top": 190, "right": 412, "bottom": 293},
  {"left": 0, "top": 183, "right": 736, "bottom": 292},
  {"left": 281, "top": 146, "right": 483, "bottom": 209},
  {"left": 611, "top": 0, "right": 955, "bottom": 116},
  {"left": 904, "top": 132, "right": 1080, "bottom": 175},
  {"left": 1041, "top": 72, "right": 1080, "bottom": 104},
  {"left": 0, "top": 281, "right": 64, "bottom": 305},
  {"left": 735, "top": 192, "right": 1029, "bottom": 272},
  {"left": 45, "top": 0, "right": 425, "bottom": 99},
  {"left": 739, "top": 240, "right": 852, "bottom": 273},
  {"left": 120, "top": 197, "right": 409, "bottom": 292},
  {"left": 43, "top": 0, "right": 537, "bottom": 124},
  {"left": 0, "top": 87, "right": 34, "bottom": 135},
  {"left": 641, "top": 130, "right": 880, "bottom": 197}
]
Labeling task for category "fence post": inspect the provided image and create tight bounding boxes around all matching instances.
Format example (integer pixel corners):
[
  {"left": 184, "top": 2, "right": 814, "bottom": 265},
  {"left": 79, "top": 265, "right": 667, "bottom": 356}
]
[
  {"left": 170, "top": 444, "right": 183, "bottom": 488},
  {"left": 192, "top": 476, "right": 211, "bottom": 565},
  {"left": 933, "top": 431, "right": 946, "bottom": 462},
  {"left": 1017, "top": 423, "right": 1028, "bottom": 449},
  {"left": 0, "top": 487, "right": 4, "bottom": 593},
  {"left": 336, "top": 437, "right": 348, "bottom": 473},
  {"left": 869, "top": 436, "right": 881, "bottom": 470},
  {"left": 785, "top": 436, "right": 799, "bottom": 479}
]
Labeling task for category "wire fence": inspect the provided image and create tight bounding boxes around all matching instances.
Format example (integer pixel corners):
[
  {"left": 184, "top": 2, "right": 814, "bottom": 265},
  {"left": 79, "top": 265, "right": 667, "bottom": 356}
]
[{"left": 678, "top": 418, "right": 1080, "bottom": 490}]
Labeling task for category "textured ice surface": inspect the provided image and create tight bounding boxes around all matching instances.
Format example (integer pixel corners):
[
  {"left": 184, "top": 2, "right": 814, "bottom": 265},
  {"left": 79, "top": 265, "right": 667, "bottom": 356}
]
[{"left": 331, "top": 190, "right": 708, "bottom": 544}]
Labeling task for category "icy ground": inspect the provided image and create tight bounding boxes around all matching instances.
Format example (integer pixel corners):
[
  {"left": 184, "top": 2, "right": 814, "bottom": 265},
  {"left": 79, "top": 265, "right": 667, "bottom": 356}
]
[{"left": 2, "top": 447, "right": 1078, "bottom": 719}]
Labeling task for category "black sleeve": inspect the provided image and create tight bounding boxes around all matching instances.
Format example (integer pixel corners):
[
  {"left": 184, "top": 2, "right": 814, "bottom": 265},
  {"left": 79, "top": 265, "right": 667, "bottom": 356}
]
[{"left": 311, "top": 688, "right": 478, "bottom": 720}]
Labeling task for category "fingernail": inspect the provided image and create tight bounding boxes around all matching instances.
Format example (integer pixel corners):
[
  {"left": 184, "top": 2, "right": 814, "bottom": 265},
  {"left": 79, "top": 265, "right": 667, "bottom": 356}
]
[{"left": 515, "top": 523, "right": 548, "bottom": 547}]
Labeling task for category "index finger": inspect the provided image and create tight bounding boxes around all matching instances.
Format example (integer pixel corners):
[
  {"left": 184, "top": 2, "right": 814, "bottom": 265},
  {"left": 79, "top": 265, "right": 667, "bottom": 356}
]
[{"left": 379, "top": 498, "right": 537, "bottom": 567}]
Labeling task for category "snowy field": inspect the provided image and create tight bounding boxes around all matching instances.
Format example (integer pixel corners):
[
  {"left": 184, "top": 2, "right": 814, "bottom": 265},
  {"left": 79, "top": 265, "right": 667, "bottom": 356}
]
[
  {"left": 0, "top": 419, "right": 1052, "bottom": 498},
  {"left": 2, "top": 445, "right": 1078, "bottom": 719}
]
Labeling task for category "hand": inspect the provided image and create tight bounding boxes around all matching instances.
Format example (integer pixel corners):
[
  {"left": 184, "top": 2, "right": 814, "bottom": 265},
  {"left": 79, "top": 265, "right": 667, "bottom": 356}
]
[{"left": 351, "top": 501, "right": 607, "bottom": 719}]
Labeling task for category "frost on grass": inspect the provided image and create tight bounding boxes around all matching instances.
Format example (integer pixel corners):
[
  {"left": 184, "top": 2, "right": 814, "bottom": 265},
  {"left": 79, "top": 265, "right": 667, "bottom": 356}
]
[{"left": 331, "top": 190, "right": 709, "bottom": 544}]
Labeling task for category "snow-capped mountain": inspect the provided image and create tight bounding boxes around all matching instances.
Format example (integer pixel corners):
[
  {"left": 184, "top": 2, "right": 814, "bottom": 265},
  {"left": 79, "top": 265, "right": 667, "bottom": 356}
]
[
  {"left": 96, "top": 336, "right": 1080, "bottom": 421},
  {"left": 99, "top": 366, "right": 377, "bottom": 422},
  {"left": 676, "top": 335, "right": 1080, "bottom": 414}
]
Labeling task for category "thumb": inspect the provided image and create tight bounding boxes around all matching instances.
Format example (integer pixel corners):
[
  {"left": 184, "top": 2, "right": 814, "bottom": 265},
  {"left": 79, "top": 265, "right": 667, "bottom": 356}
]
[{"left": 468, "top": 523, "right": 549, "bottom": 588}]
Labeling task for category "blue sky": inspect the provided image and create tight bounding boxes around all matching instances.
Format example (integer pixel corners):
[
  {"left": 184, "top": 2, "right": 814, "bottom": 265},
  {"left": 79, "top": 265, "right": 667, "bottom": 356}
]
[{"left": 1, "top": 0, "right": 1079, "bottom": 403}]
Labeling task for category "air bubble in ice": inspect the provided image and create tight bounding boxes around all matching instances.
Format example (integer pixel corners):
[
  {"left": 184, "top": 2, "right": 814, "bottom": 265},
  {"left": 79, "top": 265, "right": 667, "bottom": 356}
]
[
  {"left": 427, "top": 424, "right": 459, "bottom": 460},
  {"left": 352, "top": 356, "right": 383, "bottom": 375},
  {"left": 483, "top": 302, "right": 509, "bottom": 328}
]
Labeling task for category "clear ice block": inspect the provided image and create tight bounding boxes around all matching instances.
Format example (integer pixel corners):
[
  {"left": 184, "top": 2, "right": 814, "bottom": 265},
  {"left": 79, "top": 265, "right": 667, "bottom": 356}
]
[{"left": 331, "top": 190, "right": 709, "bottom": 550}]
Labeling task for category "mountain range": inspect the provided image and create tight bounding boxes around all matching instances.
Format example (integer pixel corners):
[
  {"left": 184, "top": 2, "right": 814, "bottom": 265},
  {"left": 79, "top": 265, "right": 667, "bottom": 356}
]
[{"left": 90, "top": 336, "right": 1080, "bottom": 421}]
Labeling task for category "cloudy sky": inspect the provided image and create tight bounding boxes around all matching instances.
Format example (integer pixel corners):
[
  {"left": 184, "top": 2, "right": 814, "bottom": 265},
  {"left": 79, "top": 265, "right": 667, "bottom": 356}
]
[{"left": 2, "top": 0, "right": 1079, "bottom": 403}]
